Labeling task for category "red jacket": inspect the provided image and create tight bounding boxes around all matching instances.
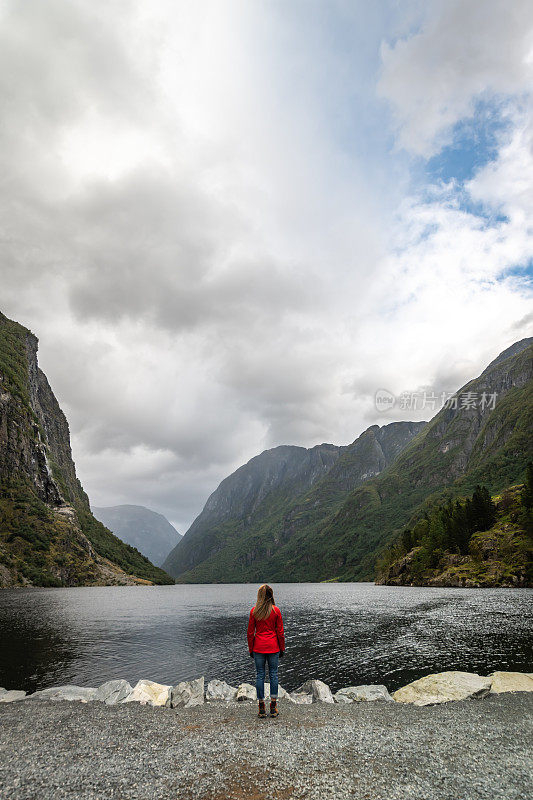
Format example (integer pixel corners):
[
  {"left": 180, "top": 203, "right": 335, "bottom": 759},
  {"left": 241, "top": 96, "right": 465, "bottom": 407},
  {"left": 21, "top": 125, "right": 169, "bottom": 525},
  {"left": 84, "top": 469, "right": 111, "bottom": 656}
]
[{"left": 247, "top": 605, "right": 285, "bottom": 654}]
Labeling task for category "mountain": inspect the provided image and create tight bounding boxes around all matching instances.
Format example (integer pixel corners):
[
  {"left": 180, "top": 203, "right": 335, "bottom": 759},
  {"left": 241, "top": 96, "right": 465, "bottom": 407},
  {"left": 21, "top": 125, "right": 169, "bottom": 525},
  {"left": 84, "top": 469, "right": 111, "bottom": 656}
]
[
  {"left": 163, "top": 443, "right": 344, "bottom": 579},
  {"left": 165, "top": 337, "right": 532, "bottom": 584},
  {"left": 0, "top": 311, "right": 174, "bottom": 587},
  {"left": 163, "top": 421, "right": 427, "bottom": 581},
  {"left": 276, "top": 337, "right": 533, "bottom": 582},
  {"left": 91, "top": 505, "right": 182, "bottom": 566}
]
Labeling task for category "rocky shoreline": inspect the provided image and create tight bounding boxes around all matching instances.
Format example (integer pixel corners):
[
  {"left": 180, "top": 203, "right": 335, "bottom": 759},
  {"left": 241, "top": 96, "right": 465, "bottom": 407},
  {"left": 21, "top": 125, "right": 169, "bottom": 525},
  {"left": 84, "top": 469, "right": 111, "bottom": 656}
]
[
  {"left": 1, "top": 689, "right": 532, "bottom": 800},
  {"left": 2, "top": 669, "right": 532, "bottom": 708}
]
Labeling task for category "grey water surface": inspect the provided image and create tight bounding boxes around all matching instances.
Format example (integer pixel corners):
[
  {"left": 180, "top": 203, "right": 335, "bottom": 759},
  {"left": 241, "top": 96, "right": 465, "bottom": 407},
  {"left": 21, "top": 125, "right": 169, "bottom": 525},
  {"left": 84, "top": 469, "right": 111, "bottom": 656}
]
[{"left": 0, "top": 583, "right": 531, "bottom": 693}]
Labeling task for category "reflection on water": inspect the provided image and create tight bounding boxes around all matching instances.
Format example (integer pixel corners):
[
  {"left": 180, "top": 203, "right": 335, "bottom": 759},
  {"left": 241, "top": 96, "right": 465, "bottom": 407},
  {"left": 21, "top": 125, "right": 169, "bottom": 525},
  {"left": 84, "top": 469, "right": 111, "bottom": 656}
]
[{"left": 0, "top": 583, "right": 531, "bottom": 693}]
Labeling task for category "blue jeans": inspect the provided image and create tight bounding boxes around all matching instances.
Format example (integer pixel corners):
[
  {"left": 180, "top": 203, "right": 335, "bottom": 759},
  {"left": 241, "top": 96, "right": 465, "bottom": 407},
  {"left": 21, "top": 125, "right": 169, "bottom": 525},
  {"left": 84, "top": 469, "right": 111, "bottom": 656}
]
[{"left": 253, "top": 651, "right": 279, "bottom": 700}]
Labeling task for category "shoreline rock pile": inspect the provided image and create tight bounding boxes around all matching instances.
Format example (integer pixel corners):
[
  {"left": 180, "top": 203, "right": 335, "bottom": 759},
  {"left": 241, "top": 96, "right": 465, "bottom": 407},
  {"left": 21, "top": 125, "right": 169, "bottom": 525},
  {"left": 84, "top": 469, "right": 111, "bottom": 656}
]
[{"left": 1, "top": 670, "right": 532, "bottom": 708}]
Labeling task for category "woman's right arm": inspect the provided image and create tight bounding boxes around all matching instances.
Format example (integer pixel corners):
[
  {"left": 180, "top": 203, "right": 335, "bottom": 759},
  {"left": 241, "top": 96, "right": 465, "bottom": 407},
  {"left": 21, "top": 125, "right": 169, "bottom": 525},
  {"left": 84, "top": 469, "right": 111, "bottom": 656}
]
[
  {"left": 247, "top": 608, "right": 255, "bottom": 655},
  {"left": 275, "top": 607, "right": 285, "bottom": 654}
]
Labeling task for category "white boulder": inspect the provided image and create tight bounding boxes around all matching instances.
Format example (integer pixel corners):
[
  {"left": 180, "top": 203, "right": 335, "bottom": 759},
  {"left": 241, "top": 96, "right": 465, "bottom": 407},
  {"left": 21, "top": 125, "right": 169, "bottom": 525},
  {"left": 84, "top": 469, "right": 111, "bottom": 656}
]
[
  {"left": 0, "top": 689, "right": 26, "bottom": 703},
  {"left": 334, "top": 685, "right": 393, "bottom": 703},
  {"left": 488, "top": 671, "right": 533, "bottom": 694},
  {"left": 236, "top": 682, "right": 256, "bottom": 701},
  {"left": 205, "top": 679, "right": 237, "bottom": 701},
  {"left": 296, "top": 679, "right": 334, "bottom": 703},
  {"left": 27, "top": 685, "right": 98, "bottom": 703},
  {"left": 393, "top": 671, "right": 492, "bottom": 706},
  {"left": 122, "top": 680, "right": 171, "bottom": 706},
  {"left": 95, "top": 680, "right": 133, "bottom": 705},
  {"left": 289, "top": 691, "right": 313, "bottom": 704},
  {"left": 170, "top": 677, "right": 205, "bottom": 708}
]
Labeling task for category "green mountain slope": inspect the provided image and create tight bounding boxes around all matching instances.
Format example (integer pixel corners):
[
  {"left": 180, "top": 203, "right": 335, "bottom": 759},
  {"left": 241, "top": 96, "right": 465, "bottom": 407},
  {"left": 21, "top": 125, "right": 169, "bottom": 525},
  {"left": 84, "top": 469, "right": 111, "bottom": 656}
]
[
  {"left": 164, "top": 421, "right": 426, "bottom": 581},
  {"left": 0, "top": 311, "right": 174, "bottom": 587},
  {"left": 163, "top": 443, "right": 344, "bottom": 580}
]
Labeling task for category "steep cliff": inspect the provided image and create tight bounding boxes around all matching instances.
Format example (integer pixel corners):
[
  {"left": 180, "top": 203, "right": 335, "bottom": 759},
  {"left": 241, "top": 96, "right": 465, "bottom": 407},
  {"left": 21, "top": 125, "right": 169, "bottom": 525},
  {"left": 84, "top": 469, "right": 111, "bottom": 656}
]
[
  {"left": 163, "top": 443, "right": 344, "bottom": 579},
  {"left": 0, "top": 311, "right": 173, "bottom": 587},
  {"left": 163, "top": 421, "right": 426, "bottom": 581},
  {"left": 275, "top": 421, "right": 428, "bottom": 548}
]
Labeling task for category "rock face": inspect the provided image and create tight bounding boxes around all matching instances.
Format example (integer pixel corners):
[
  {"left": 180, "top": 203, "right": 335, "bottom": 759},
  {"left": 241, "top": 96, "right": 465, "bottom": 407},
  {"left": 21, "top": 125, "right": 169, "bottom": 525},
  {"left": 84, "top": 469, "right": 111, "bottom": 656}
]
[
  {"left": 123, "top": 680, "right": 171, "bottom": 707},
  {"left": 393, "top": 671, "right": 492, "bottom": 706},
  {"left": 170, "top": 678, "right": 205, "bottom": 708},
  {"left": 489, "top": 671, "right": 533, "bottom": 694},
  {"left": 334, "top": 685, "right": 393, "bottom": 703},
  {"left": 92, "top": 505, "right": 182, "bottom": 567},
  {"left": 205, "top": 679, "right": 238, "bottom": 701},
  {"left": 95, "top": 680, "right": 133, "bottom": 705},
  {"left": 27, "top": 685, "right": 98, "bottom": 703},
  {"left": 0, "top": 326, "right": 69, "bottom": 507},
  {"left": 164, "top": 421, "right": 426, "bottom": 582},
  {"left": 0, "top": 311, "right": 174, "bottom": 588},
  {"left": 296, "top": 679, "right": 334, "bottom": 703}
]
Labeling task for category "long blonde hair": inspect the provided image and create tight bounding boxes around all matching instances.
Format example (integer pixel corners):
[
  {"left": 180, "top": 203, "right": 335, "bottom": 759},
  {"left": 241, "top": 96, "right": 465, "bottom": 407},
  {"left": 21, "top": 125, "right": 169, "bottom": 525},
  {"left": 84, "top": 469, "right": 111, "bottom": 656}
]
[{"left": 253, "top": 583, "right": 275, "bottom": 620}]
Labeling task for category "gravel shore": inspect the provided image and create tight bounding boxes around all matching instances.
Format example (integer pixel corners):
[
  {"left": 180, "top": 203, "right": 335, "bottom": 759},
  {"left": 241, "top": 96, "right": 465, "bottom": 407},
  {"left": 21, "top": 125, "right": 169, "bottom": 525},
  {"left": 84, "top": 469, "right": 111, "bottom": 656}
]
[{"left": 1, "top": 693, "right": 532, "bottom": 800}]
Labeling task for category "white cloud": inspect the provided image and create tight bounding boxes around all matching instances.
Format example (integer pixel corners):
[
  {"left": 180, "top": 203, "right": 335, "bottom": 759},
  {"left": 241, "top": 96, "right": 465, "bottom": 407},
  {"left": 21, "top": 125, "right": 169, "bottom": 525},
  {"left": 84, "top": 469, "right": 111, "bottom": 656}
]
[
  {"left": 1, "top": 0, "right": 532, "bottom": 531},
  {"left": 378, "top": 0, "right": 533, "bottom": 156},
  {"left": 468, "top": 116, "right": 533, "bottom": 223}
]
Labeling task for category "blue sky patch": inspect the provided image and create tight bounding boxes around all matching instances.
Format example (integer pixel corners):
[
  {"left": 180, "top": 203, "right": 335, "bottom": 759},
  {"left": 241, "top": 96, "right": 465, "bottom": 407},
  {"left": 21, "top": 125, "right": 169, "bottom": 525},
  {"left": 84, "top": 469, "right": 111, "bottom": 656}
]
[
  {"left": 497, "top": 259, "right": 533, "bottom": 286},
  {"left": 425, "top": 99, "right": 511, "bottom": 184}
]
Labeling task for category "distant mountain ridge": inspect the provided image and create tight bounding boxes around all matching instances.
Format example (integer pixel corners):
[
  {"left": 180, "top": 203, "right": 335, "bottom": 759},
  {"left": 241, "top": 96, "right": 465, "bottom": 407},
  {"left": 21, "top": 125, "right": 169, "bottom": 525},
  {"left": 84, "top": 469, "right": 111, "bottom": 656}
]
[
  {"left": 92, "top": 505, "right": 182, "bottom": 566},
  {"left": 0, "top": 311, "right": 173, "bottom": 587},
  {"left": 162, "top": 421, "right": 427, "bottom": 581},
  {"left": 164, "top": 337, "right": 532, "bottom": 583},
  {"left": 163, "top": 442, "right": 345, "bottom": 578}
]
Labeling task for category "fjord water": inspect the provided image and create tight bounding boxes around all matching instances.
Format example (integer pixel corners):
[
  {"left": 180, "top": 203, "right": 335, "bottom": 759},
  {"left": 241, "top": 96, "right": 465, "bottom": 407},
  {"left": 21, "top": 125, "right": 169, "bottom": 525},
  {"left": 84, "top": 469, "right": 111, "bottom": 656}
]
[{"left": 1, "top": 583, "right": 531, "bottom": 694}]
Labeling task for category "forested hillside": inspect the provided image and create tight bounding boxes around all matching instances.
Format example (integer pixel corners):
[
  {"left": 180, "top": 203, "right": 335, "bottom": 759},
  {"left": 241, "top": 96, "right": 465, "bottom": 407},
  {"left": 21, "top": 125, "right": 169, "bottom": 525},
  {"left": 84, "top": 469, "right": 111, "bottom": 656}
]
[{"left": 376, "top": 467, "right": 533, "bottom": 587}]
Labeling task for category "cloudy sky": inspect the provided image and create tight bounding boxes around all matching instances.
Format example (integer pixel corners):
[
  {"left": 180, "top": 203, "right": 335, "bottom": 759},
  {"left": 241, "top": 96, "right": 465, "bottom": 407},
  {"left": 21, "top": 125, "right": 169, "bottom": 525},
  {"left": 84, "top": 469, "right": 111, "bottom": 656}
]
[{"left": 1, "top": 0, "right": 532, "bottom": 532}]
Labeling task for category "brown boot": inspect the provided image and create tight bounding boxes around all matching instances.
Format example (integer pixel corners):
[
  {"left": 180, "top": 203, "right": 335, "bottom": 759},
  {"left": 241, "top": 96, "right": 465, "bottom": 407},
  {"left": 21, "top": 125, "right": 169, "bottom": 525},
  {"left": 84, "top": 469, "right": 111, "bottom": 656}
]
[
  {"left": 258, "top": 700, "right": 266, "bottom": 718},
  {"left": 269, "top": 699, "right": 279, "bottom": 717}
]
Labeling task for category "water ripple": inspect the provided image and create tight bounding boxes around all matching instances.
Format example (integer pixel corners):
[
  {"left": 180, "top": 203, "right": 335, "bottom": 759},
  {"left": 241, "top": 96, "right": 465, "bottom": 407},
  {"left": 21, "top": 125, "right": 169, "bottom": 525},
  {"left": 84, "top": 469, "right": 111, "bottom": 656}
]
[{"left": 0, "top": 583, "right": 531, "bottom": 693}]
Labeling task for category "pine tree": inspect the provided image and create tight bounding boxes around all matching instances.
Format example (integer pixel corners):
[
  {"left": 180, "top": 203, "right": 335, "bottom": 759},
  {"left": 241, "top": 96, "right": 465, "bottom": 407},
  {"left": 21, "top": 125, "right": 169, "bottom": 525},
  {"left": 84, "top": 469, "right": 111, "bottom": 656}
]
[
  {"left": 401, "top": 528, "right": 413, "bottom": 552},
  {"left": 522, "top": 462, "right": 533, "bottom": 510},
  {"left": 453, "top": 499, "right": 472, "bottom": 555}
]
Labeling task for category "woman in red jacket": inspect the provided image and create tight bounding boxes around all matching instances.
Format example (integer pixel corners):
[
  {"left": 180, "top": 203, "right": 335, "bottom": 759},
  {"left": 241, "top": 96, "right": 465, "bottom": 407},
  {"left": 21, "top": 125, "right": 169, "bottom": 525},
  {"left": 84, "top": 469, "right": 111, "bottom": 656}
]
[{"left": 247, "top": 583, "right": 285, "bottom": 718}]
